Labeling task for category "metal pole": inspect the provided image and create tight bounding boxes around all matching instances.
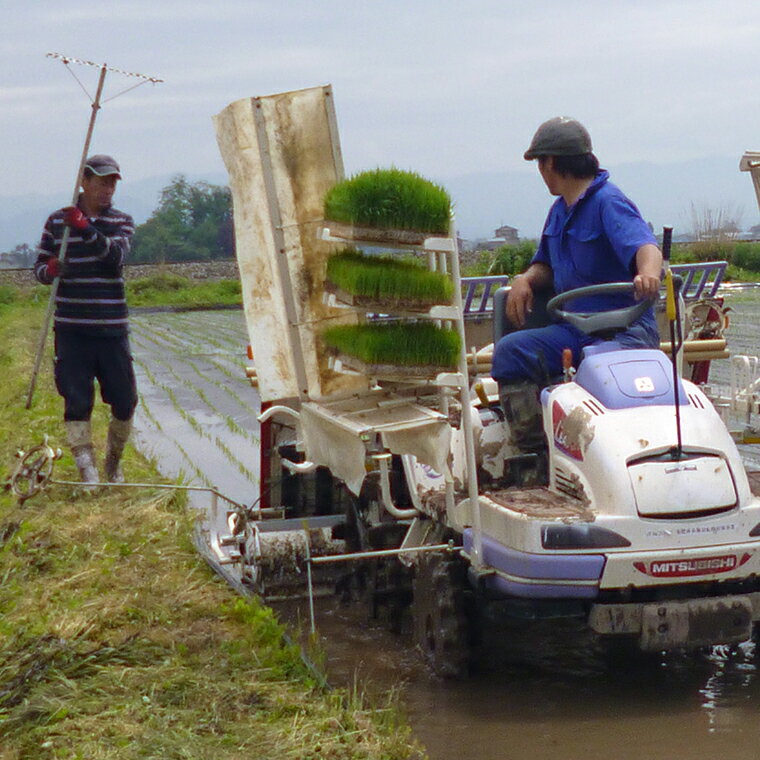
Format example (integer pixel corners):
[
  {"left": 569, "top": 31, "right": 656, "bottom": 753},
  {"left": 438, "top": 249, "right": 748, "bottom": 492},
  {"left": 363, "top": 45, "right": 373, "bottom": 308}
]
[
  {"left": 25, "top": 64, "right": 108, "bottom": 409},
  {"left": 308, "top": 542, "right": 457, "bottom": 565},
  {"left": 448, "top": 220, "right": 482, "bottom": 568},
  {"left": 662, "top": 226, "right": 684, "bottom": 459}
]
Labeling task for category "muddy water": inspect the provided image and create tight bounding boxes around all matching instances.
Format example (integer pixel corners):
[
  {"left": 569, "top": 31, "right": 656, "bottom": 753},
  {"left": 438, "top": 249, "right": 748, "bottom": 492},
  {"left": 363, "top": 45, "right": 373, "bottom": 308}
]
[
  {"left": 278, "top": 593, "right": 760, "bottom": 760},
  {"left": 130, "top": 310, "right": 261, "bottom": 510},
  {"left": 130, "top": 290, "right": 760, "bottom": 760}
]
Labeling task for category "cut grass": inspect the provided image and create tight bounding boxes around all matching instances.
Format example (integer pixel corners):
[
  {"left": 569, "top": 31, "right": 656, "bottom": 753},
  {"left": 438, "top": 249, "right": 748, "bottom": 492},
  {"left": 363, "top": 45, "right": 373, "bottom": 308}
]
[
  {"left": 326, "top": 249, "right": 454, "bottom": 307},
  {"left": 324, "top": 168, "right": 451, "bottom": 234},
  {"left": 0, "top": 299, "right": 423, "bottom": 760},
  {"left": 322, "top": 322, "right": 461, "bottom": 369}
]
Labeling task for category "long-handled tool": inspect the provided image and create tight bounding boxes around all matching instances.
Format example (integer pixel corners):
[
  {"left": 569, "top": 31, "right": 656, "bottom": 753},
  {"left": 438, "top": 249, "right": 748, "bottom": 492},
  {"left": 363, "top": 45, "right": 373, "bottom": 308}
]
[
  {"left": 25, "top": 53, "right": 162, "bottom": 409},
  {"left": 662, "top": 226, "right": 684, "bottom": 458}
]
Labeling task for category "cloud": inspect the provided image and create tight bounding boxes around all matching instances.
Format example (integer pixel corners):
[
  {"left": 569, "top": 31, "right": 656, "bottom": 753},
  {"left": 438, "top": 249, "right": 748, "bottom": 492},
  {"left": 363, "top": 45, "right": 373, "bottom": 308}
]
[{"left": 2, "top": 0, "right": 758, "bottom": 200}]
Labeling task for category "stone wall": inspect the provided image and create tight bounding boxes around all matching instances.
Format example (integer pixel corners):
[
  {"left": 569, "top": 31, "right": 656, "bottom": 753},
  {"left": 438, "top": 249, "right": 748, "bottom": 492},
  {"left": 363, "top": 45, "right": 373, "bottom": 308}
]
[
  {"left": 1, "top": 252, "right": 484, "bottom": 290},
  {"left": 0, "top": 260, "right": 241, "bottom": 289}
]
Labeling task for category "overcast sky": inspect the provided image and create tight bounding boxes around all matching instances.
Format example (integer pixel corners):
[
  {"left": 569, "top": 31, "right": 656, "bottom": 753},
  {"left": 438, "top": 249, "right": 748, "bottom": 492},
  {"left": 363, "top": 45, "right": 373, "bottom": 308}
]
[{"left": 3, "top": 1, "right": 759, "bottom": 216}]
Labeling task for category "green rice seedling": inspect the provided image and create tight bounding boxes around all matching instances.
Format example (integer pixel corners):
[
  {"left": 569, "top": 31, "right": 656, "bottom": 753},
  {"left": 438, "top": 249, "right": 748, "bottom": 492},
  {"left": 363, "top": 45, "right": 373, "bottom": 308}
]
[
  {"left": 214, "top": 436, "right": 257, "bottom": 482},
  {"left": 133, "top": 330, "right": 260, "bottom": 446},
  {"left": 326, "top": 248, "right": 454, "bottom": 307},
  {"left": 324, "top": 168, "right": 451, "bottom": 234},
  {"left": 322, "top": 322, "right": 461, "bottom": 369}
]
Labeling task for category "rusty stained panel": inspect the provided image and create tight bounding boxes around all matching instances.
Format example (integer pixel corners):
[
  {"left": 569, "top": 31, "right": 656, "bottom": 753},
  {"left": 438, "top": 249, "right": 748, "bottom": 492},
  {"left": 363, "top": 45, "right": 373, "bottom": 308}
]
[
  {"left": 258, "top": 88, "right": 366, "bottom": 401},
  {"left": 214, "top": 97, "right": 299, "bottom": 402},
  {"left": 486, "top": 486, "right": 596, "bottom": 522},
  {"left": 215, "top": 86, "right": 366, "bottom": 404}
]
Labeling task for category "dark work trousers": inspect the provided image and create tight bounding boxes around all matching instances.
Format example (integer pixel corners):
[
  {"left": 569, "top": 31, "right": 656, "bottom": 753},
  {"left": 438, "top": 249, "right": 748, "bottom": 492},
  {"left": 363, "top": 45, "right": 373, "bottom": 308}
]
[{"left": 54, "top": 331, "right": 138, "bottom": 422}]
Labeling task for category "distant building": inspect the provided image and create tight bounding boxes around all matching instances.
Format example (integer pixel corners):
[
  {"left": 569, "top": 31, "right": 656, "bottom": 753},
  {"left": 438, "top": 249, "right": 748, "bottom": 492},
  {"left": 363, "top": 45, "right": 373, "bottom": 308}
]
[
  {"left": 0, "top": 243, "right": 35, "bottom": 268},
  {"left": 494, "top": 225, "right": 519, "bottom": 244},
  {"left": 475, "top": 224, "right": 520, "bottom": 251}
]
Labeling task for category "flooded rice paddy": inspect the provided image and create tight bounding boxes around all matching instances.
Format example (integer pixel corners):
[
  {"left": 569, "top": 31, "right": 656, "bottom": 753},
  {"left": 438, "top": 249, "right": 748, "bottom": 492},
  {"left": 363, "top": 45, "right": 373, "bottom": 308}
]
[{"left": 130, "top": 287, "right": 760, "bottom": 760}]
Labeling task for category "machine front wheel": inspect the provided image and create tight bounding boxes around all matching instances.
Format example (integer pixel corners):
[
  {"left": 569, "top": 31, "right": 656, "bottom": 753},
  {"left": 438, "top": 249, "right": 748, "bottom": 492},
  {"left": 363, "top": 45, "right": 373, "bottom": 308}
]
[{"left": 412, "top": 551, "right": 476, "bottom": 678}]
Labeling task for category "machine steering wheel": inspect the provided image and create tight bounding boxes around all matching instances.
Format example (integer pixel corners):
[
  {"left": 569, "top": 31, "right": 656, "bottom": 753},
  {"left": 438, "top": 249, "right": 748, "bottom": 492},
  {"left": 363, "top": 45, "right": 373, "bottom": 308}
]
[{"left": 546, "top": 282, "right": 657, "bottom": 336}]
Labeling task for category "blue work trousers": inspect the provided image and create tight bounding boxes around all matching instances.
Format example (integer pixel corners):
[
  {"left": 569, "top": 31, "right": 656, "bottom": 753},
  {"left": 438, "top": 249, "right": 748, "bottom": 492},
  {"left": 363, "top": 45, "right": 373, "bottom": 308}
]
[
  {"left": 54, "top": 331, "right": 138, "bottom": 422},
  {"left": 491, "top": 320, "right": 659, "bottom": 385}
]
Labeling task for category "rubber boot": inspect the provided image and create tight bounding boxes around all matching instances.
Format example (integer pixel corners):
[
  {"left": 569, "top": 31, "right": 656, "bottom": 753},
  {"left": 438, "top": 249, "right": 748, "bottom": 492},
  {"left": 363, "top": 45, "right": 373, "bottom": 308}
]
[
  {"left": 104, "top": 417, "right": 132, "bottom": 483},
  {"left": 65, "top": 420, "right": 99, "bottom": 486},
  {"left": 498, "top": 381, "right": 547, "bottom": 486}
]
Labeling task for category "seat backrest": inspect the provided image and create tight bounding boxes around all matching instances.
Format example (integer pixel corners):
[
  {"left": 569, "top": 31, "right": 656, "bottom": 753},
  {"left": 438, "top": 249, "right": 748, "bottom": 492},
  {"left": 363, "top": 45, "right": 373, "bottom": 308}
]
[{"left": 493, "top": 286, "right": 556, "bottom": 343}]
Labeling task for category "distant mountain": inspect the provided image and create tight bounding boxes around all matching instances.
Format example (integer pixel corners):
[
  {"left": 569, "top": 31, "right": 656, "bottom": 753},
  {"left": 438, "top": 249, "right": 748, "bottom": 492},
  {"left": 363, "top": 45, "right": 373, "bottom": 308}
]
[
  {"left": 443, "top": 154, "right": 758, "bottom": 242},
  {"left": 1, "top": 157, "right": 756, "bottom": 252}
]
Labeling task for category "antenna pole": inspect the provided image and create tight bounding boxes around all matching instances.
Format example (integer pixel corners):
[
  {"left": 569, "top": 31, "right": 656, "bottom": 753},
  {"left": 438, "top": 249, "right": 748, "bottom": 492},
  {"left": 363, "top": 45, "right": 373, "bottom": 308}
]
[{"left": 662, "top": 226, "right": 684, "bottom": 458}]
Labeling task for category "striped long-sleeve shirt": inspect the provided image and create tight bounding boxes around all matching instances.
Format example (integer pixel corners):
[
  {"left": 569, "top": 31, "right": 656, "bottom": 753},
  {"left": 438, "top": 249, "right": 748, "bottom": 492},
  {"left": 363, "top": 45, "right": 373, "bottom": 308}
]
[{"left": 34, "top": 203, "right": 135, "bottom": 336}]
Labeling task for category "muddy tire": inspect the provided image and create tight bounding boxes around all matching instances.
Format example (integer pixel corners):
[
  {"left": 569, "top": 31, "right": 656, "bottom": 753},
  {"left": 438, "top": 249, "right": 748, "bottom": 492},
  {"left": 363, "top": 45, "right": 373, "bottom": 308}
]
[
  {"left": 366, "top": 557, "right": 413, "bottom": 633},
  {"left": 413, "top": 552, "right": 474, "bottom": 678}
]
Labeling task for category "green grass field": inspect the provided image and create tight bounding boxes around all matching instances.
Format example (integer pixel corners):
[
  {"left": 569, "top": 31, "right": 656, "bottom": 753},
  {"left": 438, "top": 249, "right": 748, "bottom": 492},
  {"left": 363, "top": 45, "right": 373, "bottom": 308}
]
[
  {"left": 126, "top": 272, "right": 242, "bottom": 308},
  {"left": 0, "top": 294, "right": 421, "bottom": 760}
]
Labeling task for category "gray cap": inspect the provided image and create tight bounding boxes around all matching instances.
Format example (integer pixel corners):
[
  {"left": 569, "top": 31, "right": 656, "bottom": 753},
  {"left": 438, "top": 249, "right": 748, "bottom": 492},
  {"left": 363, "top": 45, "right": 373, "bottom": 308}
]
[
  {"left": 524, "top": 117, "right": 592, "bottom": 160},
  {"left": 85, "top": 154, "right": 122, "bottom": 178}
]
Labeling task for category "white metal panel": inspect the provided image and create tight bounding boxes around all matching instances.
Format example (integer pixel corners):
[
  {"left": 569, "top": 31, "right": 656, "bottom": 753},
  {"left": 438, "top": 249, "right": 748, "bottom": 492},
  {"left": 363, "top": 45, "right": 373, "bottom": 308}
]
[
  {"left": 629, "top": 456, "right": 737, "bottom": 516},
  {"left": 214, "top": 97, "right": 297, "bottom": 401},
  {"left": 214, "top": 86, "right": 366, "bottom": 404}
]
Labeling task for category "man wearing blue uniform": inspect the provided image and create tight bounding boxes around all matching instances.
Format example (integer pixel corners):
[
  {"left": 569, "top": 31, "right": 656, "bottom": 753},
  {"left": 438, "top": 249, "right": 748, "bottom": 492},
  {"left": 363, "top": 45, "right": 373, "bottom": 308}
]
[{"left": 492, "top": 117, "right": 662, "bottom": 471}]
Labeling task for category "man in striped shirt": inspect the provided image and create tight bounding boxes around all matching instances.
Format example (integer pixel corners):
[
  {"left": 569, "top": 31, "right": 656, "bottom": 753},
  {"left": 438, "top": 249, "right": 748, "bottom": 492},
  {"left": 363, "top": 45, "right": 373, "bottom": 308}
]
[{"left": 34, "top": 154, "right": 138, "bottom": 485}]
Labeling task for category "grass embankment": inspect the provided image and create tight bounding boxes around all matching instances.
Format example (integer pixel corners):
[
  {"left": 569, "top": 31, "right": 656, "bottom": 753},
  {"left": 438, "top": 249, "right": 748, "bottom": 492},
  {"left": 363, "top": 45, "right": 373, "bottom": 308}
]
[
  {"left": 0, "top": 293, "right": 421, "bottom": 759},
  {"left": 126, "top": 272, "right": 242, "bottom": 309},
  {"left": 471, "top": 239, "right": 760, "bottom": 280}
]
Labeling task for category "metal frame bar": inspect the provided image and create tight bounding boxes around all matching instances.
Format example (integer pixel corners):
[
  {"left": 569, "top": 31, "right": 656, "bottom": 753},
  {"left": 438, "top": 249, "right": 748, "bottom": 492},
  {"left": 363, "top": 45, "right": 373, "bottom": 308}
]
[
  {"left": 448, "top": 222, "right": 483, "bottom": 568},
  {"left": 251, "top": 97, "right": 311, "bottom": 399},
  {"left": 671, "top": 262, "right": 726, "bottom": 300},
  {"left": 322, "top": 85, "right": 345, "bottom": 181},
  {"left": 50, "top": 478, "right": 245, "bottom": 510},
  {"left": 306, "top": 541, "right": 460, "bottom": 634}
]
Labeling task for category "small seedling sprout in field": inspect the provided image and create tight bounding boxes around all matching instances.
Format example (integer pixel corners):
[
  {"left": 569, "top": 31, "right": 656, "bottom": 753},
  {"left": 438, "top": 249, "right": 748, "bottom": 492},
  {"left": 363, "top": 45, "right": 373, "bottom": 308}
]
[
  {"left": 132, "top": 318, "right": 259, "bottom": 425},
  {"left": 322, "top": 322, "right": 461, "bottom": 369},
  {"left": 324, "top": 168, "right": 451, "bottom": 234},
  {"left": 326, "top": 248, "right": 454, "bottom": 306}
]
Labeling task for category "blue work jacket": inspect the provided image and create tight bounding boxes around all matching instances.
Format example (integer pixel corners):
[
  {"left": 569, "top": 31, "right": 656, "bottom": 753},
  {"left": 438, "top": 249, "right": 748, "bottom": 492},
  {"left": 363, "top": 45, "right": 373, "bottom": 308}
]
[{"left": 532, "top": 170, "right": 657, "bottom": 318}]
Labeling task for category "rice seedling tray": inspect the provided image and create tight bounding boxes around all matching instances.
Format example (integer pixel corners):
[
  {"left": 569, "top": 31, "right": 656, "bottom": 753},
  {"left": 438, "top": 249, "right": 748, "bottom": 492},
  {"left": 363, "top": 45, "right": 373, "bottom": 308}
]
[
  {"left": 322, "top": 168, "right": 452, "bottom": 241},
  {"left": 327, "top": 352, "right": 456, "bottom": 381},
  {"left": 323, "top": 282, "right": 450, "bottom": 313},
  {"left": 322, "top": 221, "right": 431, "bottom": 247},
  {"left": 322, "top": 322, "right": 460, "bottom": 372}
]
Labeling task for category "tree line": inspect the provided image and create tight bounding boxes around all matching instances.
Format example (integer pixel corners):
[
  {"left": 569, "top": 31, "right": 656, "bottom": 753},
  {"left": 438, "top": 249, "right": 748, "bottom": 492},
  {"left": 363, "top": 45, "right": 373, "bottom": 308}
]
[
  {"left": 131, "top": 176, "right": 234, "bottom": 263},
  {"left": 0, "top": 176, "right": 234, "bottom": 268}
]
